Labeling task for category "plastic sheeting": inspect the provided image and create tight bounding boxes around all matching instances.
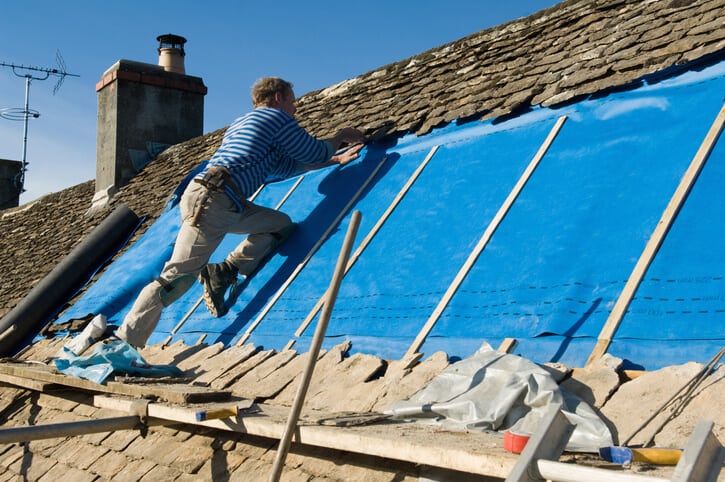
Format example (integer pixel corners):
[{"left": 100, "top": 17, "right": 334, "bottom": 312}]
[
  {"left": 52, "top": 61, "right": 725, "bottom": 370},
  {"left": 386, "top": 343, "right": 613, "bottom": 452},
  {"left": 54, "top": 339, "right": 182, "bottom": 384}
]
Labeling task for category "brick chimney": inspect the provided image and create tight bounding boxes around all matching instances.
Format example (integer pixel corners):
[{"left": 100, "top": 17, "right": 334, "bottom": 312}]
[
  {"left": 0, "top": 159, "right": 22, "bottom": 210},
  {"left": 94, "top": 34, "right": 206, "bottom": 203}
]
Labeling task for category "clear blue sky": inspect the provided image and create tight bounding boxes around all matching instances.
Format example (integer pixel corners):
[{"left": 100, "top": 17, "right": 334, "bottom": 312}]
[{"left": 0, "top": 0, "right": 561, "bottom": 204}]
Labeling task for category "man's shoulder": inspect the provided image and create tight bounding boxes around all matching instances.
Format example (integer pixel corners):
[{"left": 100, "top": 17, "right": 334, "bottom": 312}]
[
  {"left": 251, "top": 106, "right": 294, "bottom": 122},
  {"left": 226, "top": 108, "right": 293, "bottom": 133}
]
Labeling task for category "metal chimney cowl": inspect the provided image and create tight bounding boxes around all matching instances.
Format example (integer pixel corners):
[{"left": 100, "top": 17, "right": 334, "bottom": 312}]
[{"left": 157, "top": 33, "right": 186, "bottom": 74}]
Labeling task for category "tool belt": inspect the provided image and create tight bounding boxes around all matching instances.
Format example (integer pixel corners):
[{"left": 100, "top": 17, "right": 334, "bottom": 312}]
[
  {"left": 194, "top": 165, "right": 245, "bottom": 206},
  {"left": 190, "top": 165, "right": 245, "bottom": 226}
]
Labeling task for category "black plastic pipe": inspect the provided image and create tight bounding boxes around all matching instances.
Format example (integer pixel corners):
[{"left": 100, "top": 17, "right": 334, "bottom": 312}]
[{"left": 0, "top": 203, "right": 141, "bottom": 357}]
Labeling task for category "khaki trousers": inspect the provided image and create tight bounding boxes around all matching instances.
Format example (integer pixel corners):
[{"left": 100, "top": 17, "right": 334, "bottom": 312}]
[{"left": 116, "top": 181, "right": 292, "bottom": 348}]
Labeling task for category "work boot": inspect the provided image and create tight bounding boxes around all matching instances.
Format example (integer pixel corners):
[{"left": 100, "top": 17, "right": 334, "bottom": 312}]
[{"left": 199, "top": 261, "right": 238, "bottom": 317}]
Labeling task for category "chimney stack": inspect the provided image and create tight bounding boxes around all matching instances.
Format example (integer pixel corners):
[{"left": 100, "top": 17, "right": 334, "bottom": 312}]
[
  {"left": 94, "top": 34, "right": 206, "bottom": 207},
  {"left": 0, "top": 159, "right": 22, "bottom": 210},
  {"left": 157, "top": 33, "right": 186, "bottom": 74}
]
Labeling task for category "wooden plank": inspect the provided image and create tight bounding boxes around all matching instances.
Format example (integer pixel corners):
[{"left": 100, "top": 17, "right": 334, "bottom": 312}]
[
  {"left": 236, "top": 155, "right": 389, "bottom": 346},
  {"left": 93, "top": 395, "right": 520, "bottom": 479},
  {"left": 536, "top": 460, "right": 670, "bottom": 482},
  {"left": 94, "top": 395, "right": 254, "bottom": 424},
  {"left": 287, "top": 146, "right": 440, "bottom": 348},
  {"left": 0, "top": 361, "right": 230, "bottom": 404},
  {"left": 671, "top": 420, "right": 724, "bottom": 482},
  {"left": 586, "top": 101, "right": 725, "bottom": 365},
  {"left": 497, "top": 338, "right": 518, "bottom": 354},
  {"left": 404, "top": 116, "right": 568, "bottom": 362},
  {"left": 506, "top": 404, "right": 574, "bottom": 482},
  {"left": 0, "top": 373, "right": 57, "bottom": 392}
]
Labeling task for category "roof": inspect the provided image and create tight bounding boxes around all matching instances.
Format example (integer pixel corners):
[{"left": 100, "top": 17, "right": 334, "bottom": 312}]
[{"left": 0, "top": 0, "right": 724, "bottom": 479}]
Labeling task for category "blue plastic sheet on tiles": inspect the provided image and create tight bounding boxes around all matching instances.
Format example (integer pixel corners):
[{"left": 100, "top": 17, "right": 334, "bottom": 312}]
[
  {"left": 54, "top": 163, "right": 205, "bottom": 325},
  {"left": 422, "top": 64, "right": 725, "bottom": 368},
  {"left": 423, "top": 65, "right": 725, "bottom": 368},
  {"left": 54, "top": 339, "right": 182, "bottom": 384},
  {"left": 53, "top": 62, "right": 725, "bottom": 370}
]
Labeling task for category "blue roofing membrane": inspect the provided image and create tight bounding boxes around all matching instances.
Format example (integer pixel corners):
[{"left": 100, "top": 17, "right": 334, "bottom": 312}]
[{"left": 56, "top": 62, "right": 725, "bottom": 369}]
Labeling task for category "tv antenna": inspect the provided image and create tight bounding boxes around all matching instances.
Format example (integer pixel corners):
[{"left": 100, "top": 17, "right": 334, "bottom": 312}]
[{"left": 0, "top": 50, "right": 79, "bottom": 194}]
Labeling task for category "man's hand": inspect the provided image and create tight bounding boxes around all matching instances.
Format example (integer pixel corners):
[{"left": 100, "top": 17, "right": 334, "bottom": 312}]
[
  {"left": 298, "top": 143, "right": 364, "bottom": 173},
  {"left": 332, "top": 143, "right": 364, "bottom": 166},
  {"left": 329, "top": 127, "right": 367, "bottom": 151}
]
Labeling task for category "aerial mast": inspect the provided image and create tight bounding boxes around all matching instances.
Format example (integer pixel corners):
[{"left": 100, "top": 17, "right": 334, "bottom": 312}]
[{"left": 0, "top": 50, "right": 79, "bottom": 195}]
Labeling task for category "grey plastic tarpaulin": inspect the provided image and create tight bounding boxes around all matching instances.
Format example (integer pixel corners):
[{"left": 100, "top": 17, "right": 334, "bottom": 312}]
[{"left": 386, "top": 343, "right": 613, "bottom": 452}]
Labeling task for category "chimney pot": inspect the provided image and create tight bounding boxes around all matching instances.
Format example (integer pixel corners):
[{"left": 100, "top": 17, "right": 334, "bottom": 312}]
[{"left": 157, "top": 33, "right": 187, "bottom": 74}]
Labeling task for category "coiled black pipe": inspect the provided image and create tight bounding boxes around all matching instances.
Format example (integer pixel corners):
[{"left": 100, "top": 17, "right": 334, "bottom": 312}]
[{"left": 0, "top": 204, "right": 141, "bottom": 357}]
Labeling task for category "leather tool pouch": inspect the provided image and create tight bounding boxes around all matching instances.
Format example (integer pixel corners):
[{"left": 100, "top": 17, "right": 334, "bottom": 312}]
[{"left": 197, "top": 166, "right": 231, "bottom": 190}]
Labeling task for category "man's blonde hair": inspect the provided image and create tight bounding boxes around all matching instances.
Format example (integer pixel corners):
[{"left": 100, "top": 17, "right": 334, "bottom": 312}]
[{"left": 251, "top": 77, "right": 293, "bottom": 107}]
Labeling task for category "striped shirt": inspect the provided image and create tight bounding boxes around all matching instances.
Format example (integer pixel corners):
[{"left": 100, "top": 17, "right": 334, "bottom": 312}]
[{"left": 195, "top": 107, "right": 333, "bottom": 198}]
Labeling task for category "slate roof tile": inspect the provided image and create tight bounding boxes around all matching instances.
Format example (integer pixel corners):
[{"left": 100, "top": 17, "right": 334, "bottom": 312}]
[
  {"left": 91, "top": 450, "right": 137, "bottom": 479},
  {"left": 101, "top": 427, "right": 141, "bottom": 452},
  {"left": 112, "top": 458, "right": 157, "bottom": 482},
  {"left": 0, "top": 445, "right": 24, "bottom": 471},
  {"left": 59, "top": 442, "right": 109, "bottom": 471},
  {"left": 28, "top": 436, "right": 66, "bottom": 458},
  {"left": 41, "top": 462, "right": 99, "bottom": 482},
  {"left": 7, "top": 452, "right": 56, "bottom": 480}
]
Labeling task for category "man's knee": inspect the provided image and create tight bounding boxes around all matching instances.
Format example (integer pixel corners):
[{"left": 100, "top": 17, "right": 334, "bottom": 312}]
[
  {"left": 156, "top": 274, "right": 197, "bottom": 307},
  {"left": 271, "top": 222, "right": 297, "bottom": 247}
]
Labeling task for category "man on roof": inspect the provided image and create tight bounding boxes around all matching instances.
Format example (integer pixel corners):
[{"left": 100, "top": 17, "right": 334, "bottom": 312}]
[{"left": 115, "top": 77, "right": 366, "bottom": 349}]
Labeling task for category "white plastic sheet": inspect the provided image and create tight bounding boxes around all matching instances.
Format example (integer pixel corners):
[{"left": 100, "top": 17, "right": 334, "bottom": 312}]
[{"left": 386, "top": 343, "right": 613, "bottom": 452}]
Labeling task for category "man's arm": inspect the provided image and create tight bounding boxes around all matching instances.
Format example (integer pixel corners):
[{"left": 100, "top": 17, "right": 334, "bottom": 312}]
[
  {"left": 296, "top": 125, "right": 367, "bottom": 172},
  {"left": 267, "top": 125, "right": 367, "bottom": 182},
  {"left": 297, "top": 143, "right": 365, "bottom": 172}
]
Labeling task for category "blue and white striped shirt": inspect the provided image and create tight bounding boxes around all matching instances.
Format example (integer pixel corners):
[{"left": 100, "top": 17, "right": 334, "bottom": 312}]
[{"left": 195, "top": 107, "right": 333, "bottom": 198}]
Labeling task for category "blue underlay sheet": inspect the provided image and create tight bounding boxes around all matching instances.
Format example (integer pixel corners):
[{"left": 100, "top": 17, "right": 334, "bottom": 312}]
[{"left": 54, "top": 62, "right": 725, "bottom": 370}]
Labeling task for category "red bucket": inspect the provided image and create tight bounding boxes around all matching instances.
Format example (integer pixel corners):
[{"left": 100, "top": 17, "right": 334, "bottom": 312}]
[{"left": 503, "top": 431, "right": 531, "bottom": 454}]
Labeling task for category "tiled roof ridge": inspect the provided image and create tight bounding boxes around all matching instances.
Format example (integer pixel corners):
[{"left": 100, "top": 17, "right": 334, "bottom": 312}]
[{"left": 294, "top": 0, "right": 724, "bottom": 138}]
